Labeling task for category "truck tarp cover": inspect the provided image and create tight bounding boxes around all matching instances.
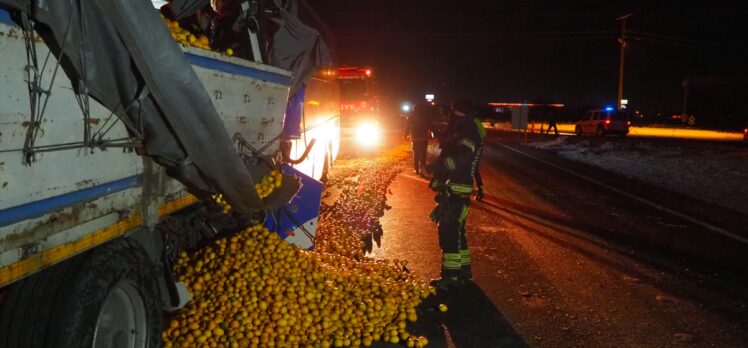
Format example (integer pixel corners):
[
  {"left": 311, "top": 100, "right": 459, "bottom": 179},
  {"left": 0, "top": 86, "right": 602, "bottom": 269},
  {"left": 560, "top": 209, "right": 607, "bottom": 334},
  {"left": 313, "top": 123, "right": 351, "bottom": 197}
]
[
  {"left": 268, "top": 0, "right": 332, "bottom": 95},
  {"left": 0, "top": 0, "right": 275, "bottom": 213},
  {"left": 168, "top": 0, "right": 332, "bottom": 95}
]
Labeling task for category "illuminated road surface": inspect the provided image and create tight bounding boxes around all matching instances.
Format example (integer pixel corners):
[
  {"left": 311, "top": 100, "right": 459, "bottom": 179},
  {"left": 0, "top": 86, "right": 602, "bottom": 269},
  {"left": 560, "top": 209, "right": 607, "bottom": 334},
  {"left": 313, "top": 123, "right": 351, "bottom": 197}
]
[
  {"left": 371, "top": 130, "right": 748, "bottom": 347},
  {"left": 487, "top": 122, "right": 744, "bottom": 142}
]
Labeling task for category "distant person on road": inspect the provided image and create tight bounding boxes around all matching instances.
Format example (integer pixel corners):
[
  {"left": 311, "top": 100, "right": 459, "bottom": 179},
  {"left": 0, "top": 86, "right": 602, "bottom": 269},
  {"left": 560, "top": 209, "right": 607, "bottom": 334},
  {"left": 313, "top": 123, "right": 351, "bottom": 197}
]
[
  {"left": 426, "top": 98, "right": 486, "bottom": 290},
  {"left": 546, "top": 111, "right": 558, "bottom": 135},
  {"left": 405, "top": 103, "right": 432, "bottom": 175}
]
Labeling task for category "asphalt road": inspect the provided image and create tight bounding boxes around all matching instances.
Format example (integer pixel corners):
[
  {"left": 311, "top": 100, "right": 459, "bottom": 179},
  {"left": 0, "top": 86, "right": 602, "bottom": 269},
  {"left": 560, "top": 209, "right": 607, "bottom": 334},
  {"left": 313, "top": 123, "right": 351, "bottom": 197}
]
[{"left": 369, "top": 129, "right": 748, "bottom": 347}]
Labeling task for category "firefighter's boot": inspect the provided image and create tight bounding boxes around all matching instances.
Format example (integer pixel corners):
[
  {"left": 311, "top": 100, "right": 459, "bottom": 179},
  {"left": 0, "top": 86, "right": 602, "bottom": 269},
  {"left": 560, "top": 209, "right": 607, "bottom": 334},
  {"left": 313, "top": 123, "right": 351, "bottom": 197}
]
[
  {"left": 460, "top": 265, "right": 473, "bottom": 281},
  {"left": 430, "top": 268, "right": 462, "bottom": 292}
]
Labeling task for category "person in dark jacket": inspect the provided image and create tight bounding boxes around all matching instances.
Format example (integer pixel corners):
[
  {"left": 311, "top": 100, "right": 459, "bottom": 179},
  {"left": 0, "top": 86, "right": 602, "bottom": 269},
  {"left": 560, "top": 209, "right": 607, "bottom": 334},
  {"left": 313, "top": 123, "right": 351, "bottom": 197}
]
[
  {"left": 207, "top": 0, "right": 242, "bottom": 52},
  {"left": 426, "top": 98, "right": 486, "bottom": 289},
  {"left": 161, "top": 0, "right": 240, "bottom": 53},
  {"left": 405, "top": 103, "right": 432, "bottom": 175}
]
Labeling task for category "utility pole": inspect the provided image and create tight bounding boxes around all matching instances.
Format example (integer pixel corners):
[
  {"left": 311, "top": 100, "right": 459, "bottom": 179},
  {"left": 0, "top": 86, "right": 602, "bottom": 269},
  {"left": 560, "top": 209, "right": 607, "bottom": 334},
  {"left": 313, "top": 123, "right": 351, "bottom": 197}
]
[
  {"left": 616, "top": 13, "right": 633, "bottom": 110},
  {"left": 682, "top": 78, "right": 689, "bottom": 116}
]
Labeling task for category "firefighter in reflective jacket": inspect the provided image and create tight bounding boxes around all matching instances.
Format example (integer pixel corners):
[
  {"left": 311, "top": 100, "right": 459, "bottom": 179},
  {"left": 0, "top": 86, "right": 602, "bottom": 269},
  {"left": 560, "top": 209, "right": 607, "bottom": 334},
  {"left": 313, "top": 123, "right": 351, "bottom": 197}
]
[{"left": 427, "top": 98, "right": 486, "bottom": 288}]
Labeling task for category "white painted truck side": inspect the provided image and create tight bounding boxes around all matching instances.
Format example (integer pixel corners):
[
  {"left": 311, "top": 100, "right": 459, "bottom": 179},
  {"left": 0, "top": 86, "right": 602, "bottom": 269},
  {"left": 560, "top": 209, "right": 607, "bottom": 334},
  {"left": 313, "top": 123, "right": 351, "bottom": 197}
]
[{"left": 0, "top": 9, "right": 309, "bottom": 287}]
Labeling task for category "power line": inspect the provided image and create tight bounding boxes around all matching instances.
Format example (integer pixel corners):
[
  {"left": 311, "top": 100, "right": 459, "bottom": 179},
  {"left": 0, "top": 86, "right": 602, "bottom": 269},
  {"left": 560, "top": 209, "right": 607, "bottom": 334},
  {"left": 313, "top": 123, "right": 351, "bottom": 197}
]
[
  {"left": 331, "top": 29, "right": 747, "bottom": 53},
  {"left": 626, "top": 32, "right": 748, "bottom": 52},
  {"left": 335, "top": 30, "right": 617, "bottom": 43}
]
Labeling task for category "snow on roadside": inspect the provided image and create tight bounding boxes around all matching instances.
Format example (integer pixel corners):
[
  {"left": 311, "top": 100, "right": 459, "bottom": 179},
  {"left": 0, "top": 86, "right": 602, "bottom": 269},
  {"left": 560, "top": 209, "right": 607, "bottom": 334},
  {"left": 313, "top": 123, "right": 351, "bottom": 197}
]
[{"left": 527, "top": 138, "right": 748, "bottom": 215}]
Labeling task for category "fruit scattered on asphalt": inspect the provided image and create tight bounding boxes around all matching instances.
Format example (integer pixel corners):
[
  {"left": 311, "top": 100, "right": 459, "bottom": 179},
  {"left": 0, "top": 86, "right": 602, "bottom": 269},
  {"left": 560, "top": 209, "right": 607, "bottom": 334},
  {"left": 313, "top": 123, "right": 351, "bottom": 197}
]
[{"left": 163, "top": 225, "right": 433, "bottom": 348}]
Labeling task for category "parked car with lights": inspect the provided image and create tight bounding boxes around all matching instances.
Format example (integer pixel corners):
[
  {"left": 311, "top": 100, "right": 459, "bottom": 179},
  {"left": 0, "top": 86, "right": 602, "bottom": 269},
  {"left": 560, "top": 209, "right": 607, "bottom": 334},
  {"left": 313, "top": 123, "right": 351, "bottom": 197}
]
[{"left": 575, "top": 108, "right": 630, "bottom": 137}]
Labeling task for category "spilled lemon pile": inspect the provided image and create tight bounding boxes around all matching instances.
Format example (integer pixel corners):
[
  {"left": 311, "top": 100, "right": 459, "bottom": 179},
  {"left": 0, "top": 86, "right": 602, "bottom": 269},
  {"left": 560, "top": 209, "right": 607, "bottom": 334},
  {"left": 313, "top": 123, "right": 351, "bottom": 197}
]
[
  {"left": 163, "top": 225, "right": 433, "bottom": 348},
  {"left": 316, "top": 159, "right": 402, "bottom": 258},
  {"left": 212, "top": 194, "right": 232, "bottom": 215},
  {"left": 213, "top": 170, "right": 283, "bottom": 214},
  {"left": 162, "top": 16, "right": 233, "bottom": 56},
  {"left": 256, "top": 170, "right": 283, "bottom": 199},
  {"left": 163, "top": 16, "right": 211, "bottom": 50}
]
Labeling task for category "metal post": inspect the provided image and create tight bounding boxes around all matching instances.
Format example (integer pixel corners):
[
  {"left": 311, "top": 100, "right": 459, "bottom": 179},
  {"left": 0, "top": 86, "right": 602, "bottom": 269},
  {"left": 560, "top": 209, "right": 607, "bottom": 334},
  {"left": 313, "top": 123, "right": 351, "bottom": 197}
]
[
  {"left": 616, "top": 13, "right": 633, "bottom": 111},
  {"left": 240, "top": 0, "right": 264, "bottom": 64},
  {"left": 682, "top": 78, "right": 689, "bottom": 116}
]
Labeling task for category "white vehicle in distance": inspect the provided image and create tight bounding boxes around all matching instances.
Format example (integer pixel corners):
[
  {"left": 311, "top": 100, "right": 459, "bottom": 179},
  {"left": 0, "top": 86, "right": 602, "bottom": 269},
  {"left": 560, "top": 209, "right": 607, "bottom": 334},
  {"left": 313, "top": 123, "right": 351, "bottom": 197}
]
[{"left": 575, "top": 107, "right": 631, "bottom": 137}]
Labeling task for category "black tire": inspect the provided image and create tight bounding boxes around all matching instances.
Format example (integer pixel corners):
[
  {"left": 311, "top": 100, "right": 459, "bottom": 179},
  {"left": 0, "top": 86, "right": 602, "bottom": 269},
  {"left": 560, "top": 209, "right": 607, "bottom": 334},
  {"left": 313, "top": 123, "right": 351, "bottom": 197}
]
[
  {"left": 0, "top": 237, "right": 163, "bottom": 348},
  {"left": 575, "top": 125, "right": 582, "bottom": 136},
  {"left": 596, "top": 126, "right": 605, "bottom": 137}
]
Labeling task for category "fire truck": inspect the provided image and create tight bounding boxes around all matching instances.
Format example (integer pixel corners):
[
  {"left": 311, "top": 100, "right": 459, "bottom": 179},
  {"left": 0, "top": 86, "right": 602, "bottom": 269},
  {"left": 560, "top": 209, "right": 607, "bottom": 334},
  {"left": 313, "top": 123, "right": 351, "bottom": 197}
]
[{"left": 337, "top": 66, "right": 381, "bottom": 147}]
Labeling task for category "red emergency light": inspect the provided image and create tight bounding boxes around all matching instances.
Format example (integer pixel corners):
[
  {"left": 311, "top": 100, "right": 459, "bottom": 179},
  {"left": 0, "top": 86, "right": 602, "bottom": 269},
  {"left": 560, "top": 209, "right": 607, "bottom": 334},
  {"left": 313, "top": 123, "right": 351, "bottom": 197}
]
[{"left": 337, "top": 66, "right": 374, "bottom": 79}]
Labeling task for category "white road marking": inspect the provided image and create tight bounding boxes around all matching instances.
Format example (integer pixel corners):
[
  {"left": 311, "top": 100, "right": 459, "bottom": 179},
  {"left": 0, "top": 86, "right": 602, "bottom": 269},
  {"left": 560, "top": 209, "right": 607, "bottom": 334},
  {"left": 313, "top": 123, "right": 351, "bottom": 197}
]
[{"left": 495, "top": 143, "right": 748, "bottom": 246}]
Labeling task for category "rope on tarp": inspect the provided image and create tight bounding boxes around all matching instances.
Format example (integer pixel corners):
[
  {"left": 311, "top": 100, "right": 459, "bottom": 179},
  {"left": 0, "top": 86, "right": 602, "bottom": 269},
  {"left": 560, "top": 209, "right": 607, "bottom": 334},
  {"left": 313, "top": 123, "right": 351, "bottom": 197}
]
[{"left": 13, "top": 4, "right": 140, "bottom": 162}]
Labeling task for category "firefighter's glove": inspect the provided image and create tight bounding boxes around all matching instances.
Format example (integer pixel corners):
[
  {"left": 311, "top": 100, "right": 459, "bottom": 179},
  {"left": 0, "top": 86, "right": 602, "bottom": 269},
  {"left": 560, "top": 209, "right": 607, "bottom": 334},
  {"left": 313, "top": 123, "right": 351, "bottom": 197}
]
[
  {"left": 429, "top": 177, "right": 445, "bottom": 192},
  {"left": 476, "top": 186, "right": 484, "bottom": 201},
  {"left": 429, "top": 204, "right": 443, "bottom": 223}
]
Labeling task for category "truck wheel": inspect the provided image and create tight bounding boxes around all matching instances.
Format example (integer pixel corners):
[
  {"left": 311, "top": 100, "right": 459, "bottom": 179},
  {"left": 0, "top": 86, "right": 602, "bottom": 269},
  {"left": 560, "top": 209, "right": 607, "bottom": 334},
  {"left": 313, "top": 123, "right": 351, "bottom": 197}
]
[
  {"left": 0, "top": 238, "right": 163, "bottom": 348},
  {"left": 575, "top": 125, "right": 582, "bottom": 136},
  {"left": 596, "top": 126, "right": 605, "bottom": 137}
]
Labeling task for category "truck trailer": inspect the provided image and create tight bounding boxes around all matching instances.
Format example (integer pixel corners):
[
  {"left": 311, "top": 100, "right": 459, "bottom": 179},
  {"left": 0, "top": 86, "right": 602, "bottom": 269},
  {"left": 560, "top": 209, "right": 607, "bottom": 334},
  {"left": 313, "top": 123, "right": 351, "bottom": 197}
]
[{"left": 0, "top": 0, "right": 338, "bottom": 346}]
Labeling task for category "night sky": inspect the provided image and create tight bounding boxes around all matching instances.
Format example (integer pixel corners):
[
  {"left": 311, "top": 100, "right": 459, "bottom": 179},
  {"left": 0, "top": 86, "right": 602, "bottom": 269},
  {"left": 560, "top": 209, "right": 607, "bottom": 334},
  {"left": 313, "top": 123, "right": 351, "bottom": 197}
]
[{"left": 310, "top": 0, "right": 748, "bottom": 114}]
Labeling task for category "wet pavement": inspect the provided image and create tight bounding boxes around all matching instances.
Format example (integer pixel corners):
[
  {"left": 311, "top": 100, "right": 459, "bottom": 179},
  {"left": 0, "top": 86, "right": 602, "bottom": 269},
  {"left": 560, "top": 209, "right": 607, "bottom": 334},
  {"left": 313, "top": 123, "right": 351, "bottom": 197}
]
[{"left": 357, "top": 123, "right": 748, "bottom": 347}]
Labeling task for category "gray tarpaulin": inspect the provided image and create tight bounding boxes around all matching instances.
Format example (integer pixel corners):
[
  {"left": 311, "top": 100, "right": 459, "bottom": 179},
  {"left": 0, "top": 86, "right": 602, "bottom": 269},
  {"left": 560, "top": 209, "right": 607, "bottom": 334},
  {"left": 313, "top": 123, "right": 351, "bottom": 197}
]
[
  {"left": 0, "top": 0, "right": 268, "bottom": 213},
  {"left": 167, "top": 0, "right": 332, "bottom": 95},
  {"left": 268, "top": 0, "right": 332, "bottom": 95}
]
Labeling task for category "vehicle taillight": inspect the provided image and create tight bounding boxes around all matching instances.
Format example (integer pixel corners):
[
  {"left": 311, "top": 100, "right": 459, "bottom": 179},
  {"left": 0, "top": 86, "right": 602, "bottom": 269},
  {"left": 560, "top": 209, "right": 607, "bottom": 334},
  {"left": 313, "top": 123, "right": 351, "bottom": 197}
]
[
  {"left": 605, "top": 120, "right": 611, "bottom": 125},
  {"left": 627, "top": 121, "right": 631, "bottom": 126}
]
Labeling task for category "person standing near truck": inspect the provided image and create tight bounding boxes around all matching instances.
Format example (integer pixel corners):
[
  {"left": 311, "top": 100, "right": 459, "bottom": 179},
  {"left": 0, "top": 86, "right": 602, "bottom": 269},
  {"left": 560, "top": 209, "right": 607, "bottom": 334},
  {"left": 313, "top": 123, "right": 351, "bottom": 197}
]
[
  {"left": 427, "top": 98, "right": 486, "bottom": 289},
  {"left": 405, "top": 103, "right": 432, "bottom": 175}
]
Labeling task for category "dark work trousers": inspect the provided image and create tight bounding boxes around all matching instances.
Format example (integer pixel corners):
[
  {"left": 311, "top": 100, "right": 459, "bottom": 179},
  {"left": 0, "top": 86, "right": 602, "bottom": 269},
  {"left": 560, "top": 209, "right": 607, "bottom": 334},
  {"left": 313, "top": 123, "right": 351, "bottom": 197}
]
[
  {"left": 437, "top": 195, "right": 471, "bottom": 279},
  {"left": 546, "top": 121, "right": 558, "bottom": 135},
  {"left": 412, "top": 140, "right": 428, "bottom": 173}
]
